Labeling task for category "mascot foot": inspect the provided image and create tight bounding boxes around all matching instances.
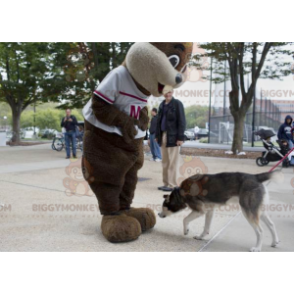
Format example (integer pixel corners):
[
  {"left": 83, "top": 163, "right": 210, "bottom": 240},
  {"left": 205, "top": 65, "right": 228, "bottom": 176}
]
[
  {"left": 101, "top": 214, "right": 141, "bottom": 243},
  {"left": 122, "top": 208, "right": 156, "bottom": 232}
]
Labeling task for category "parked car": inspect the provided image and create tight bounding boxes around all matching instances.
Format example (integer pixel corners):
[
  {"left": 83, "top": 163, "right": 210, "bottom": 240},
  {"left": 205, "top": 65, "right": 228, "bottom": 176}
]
[
  {"left": 23, "top": 127, "right": 40, "bottom": 139},
  {"left": 40, "top": 129, "right": 58, "bottom": 139},
  {"left": 197, "top": 128, "right": 218, "bottom": 139},
  {"left": 184, "top": 128, "right": 196, "bottom": 141}
]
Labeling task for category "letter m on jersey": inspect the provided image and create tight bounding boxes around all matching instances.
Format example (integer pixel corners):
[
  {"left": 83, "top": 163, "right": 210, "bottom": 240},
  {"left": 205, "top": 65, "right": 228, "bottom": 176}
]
[{"left": 129, "top": 105, "right": 142, "bottom": 120}]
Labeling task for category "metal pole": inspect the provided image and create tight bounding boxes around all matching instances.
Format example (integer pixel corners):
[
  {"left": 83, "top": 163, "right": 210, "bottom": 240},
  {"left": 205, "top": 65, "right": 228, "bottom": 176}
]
[
  {"left": 208, "top": 57, "right": 213, "bottom": 144},
  {"left": 33, "top": 102, "right": 36, "bottom": 136},
  {"left": 251, "top": 85, "right": 256, "bottom": 147},
  {"left": 223, "top": 61, "right": 226, "bottom": 116}
]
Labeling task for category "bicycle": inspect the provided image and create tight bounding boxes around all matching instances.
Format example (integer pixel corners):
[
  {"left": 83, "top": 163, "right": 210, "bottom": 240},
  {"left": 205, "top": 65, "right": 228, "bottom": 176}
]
[{"left": 52, "top": 132, "right": 83, "bottom": 152}]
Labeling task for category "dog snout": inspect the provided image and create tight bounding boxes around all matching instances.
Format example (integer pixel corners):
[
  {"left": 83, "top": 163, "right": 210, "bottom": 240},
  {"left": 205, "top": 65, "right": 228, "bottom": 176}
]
[
  {"left": 175, "top": 73, "right": 182, "bottom": 84},
  {"left": 158, "top": 213, "right": 166, "bottom": 218}
]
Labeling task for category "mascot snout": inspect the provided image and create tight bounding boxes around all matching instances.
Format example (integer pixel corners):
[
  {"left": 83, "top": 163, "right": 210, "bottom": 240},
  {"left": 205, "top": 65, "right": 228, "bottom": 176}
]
[{"left": 126, "top": 42, "right": 192, "bottom": 97}]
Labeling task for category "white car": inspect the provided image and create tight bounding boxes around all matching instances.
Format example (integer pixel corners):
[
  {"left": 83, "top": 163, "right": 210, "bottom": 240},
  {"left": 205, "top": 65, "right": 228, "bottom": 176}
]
[
  {"left": 23, "top": 127, "right": 40, "bottom": 139},
  {"left": 184, "top": 129, "right": 195, "bottom": 141}
]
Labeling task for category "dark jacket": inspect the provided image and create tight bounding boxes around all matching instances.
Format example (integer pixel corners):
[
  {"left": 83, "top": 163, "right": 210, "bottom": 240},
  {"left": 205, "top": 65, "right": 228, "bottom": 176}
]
[
  {"left": 149, "top": 115, "right": 158, "bottom": 135},
  {"left": 156, "top": 97, "right": 186, "bottom": 147},
  {"left": 61, "top": 115, "right": 78, "bottom": 132},
  {"left": 277, "top": 115, "right": 293, "bottom": 141}
]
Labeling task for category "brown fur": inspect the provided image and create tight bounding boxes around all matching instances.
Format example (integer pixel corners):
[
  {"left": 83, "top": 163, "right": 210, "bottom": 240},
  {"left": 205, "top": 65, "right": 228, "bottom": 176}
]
[
  {"left": 83, "top": 43, "right": 192, "bottom": 243},
  {"left": 83, "top": 120, "right": 144, "bottom": 214},
  {"left": 101, "top": 214, "right": 142, "bottom": 243},
  {"left": 150, "top": 42, "right": 193, "bottom": 72},
  {"left": 123, "top": 208, "right": 156, "bottom": 232}
]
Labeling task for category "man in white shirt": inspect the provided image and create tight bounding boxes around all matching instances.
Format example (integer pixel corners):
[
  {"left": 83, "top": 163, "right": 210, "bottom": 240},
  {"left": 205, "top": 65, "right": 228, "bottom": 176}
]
[{"left": 194, "top": 125, "right": 200, "bottom": 140}]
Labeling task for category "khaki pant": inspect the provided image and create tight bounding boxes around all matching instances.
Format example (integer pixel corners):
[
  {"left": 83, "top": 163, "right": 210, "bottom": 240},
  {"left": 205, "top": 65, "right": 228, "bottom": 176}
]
[{"left": 161, "top": 132, "right": 180, "bottom": 188}]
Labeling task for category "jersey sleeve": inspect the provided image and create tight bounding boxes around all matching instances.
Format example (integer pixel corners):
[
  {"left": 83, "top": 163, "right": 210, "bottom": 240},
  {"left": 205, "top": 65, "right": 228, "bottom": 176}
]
[{"left": 93, "top": 69, "right": 120, "bottom": 104}]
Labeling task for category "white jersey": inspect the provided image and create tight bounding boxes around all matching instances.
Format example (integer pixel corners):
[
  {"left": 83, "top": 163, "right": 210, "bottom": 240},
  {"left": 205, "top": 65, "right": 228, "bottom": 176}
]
[{"left": 83, "top": 66, "right": 148, "bottom": 139}]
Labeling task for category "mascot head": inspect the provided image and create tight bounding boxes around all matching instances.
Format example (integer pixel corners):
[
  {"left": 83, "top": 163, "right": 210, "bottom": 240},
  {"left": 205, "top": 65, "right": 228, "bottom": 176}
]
[{"left": 125, "top": 42, "right": 193, "bottom": 97}]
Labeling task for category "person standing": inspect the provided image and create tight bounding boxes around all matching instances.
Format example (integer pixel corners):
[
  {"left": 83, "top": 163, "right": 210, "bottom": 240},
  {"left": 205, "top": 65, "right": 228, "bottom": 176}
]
[
  {"left": 148, "top": 108, "right": 162, "bottom": 162},
  {"left": 194, "top": 125, "right": 200, "bottom": 140},
  {"left": 61, "top": 109, "right": 78, "bottom": 159},
  {"left": 156, "top": 90, "right": 186, "bottom": 192},
  {"left": 277, "top": 115, "right": 293, "bottom": 149}
]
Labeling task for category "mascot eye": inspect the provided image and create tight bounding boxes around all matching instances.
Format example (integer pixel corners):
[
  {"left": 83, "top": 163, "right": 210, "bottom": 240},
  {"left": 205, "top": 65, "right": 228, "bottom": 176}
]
[{"left": 168, "top": 55, "right": 180, "bottom": 68}]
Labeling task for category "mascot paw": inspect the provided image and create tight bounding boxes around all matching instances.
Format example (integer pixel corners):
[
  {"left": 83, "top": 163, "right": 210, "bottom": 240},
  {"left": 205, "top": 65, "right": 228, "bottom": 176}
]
[
  {"left": 101, "top": 214, "right": 141, "bottom": 243},
  {"left": 122, "top": 208, "right": 156, "bottom": 232}
]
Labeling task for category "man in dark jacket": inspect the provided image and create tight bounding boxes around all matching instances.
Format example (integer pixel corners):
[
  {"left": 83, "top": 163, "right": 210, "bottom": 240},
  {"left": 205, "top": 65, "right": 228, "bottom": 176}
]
[
  {"left": 155, "top": 90, "right": 186, "bottom": 191},
  {"left": 61, "top": 109, "right": 78, "bottom": 159},
  {"left": 148, "top": 108, "right": 162, "bottom": 162},
  {"left": 277, "top": 115, "right": 293, "bottom": 149}
]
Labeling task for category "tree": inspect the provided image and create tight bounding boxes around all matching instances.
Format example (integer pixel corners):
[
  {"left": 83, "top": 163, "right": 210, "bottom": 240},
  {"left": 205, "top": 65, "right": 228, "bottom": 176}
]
[
  {"left": 0, "top": 42, "right": 133, "bottom": 143},
  {"left": 58, "top": 42, "right": 133, "bottom": 109},
  {"left": 0, "top": 42, "right": 73, "bottom": 143},
  {"left": 199, "top": 42, "right": 293, "bottom": 153},
  {"left": 185, "top": 105, "right": 208, "bottom": 128}
]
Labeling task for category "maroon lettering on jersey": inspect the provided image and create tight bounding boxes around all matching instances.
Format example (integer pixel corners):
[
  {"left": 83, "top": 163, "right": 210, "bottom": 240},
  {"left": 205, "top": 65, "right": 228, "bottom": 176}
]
[{"left": 130, "top": 105, "right": 142, "bottom": 120}]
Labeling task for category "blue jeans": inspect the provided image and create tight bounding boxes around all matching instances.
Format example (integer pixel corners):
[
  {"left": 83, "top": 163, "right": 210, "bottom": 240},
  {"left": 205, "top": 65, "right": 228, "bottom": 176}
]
[
  {"left": 65, "top": 131, "right": 76, "bottom": 157},
  {"left": 288, "top": 140, "right": 294, "bottom": 149},
  {"left": 150, "top": 133, "right": 162, "bottom": 160}
]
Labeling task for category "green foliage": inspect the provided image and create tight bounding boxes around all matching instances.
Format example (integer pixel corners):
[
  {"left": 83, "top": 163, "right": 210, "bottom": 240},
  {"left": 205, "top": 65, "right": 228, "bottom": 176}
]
[
  {"left": 0, "top": 102, "right": 11, "bottom": 126},
  {"left": 20, "top": 110, "right": 34, "bottom": 128},
  {"left": 34, "top": 108, "right": 83, "bottom": 131},
  {"left": 199, "top": 137, "right": 208, "bottom": 143},
  {"left": 185, "top": 105, "right": 208, "bottom": 128},
  {"left": 0, "top": 42, "right": 133, "bottom": 142}
]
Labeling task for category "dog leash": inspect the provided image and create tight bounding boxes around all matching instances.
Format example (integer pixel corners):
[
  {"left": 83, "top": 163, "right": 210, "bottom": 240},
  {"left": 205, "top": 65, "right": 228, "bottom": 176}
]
[{"left": 269, "top": 147, "right": 294, "bottom": 172}]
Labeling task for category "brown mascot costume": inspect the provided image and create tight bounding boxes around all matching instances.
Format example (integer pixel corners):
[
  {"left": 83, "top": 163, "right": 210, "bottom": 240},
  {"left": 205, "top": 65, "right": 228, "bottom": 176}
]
[{"left": 82, "top": 42, "right": 192, "bottom": 243}]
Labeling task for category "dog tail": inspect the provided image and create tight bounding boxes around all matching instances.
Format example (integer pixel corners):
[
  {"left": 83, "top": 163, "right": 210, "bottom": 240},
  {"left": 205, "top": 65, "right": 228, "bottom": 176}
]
[{"left": 256, "top": 171, "right": 284, "bottom": 183}]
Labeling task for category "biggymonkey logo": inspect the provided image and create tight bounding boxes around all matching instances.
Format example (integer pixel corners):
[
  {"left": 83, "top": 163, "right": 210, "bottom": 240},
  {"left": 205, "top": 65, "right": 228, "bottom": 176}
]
[
  {"left": 177, "top": 156, "right": 208, "bottom": 187},
  {"left": 63, "top": 158, "right": 93, "bottom": 197}
]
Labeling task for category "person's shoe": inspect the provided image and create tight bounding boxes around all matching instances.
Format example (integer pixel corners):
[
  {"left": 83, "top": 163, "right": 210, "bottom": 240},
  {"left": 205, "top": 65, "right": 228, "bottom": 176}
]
[
  {"left": 149, "top": 158, "right": 155, "bottom": 161},
  {"left": 161, "top": 186, "right": 173, "bottom": 192},
  {"left": 65, "top": 156, "right": 70, "bottom": 159},
  {"left": 155, "top": 158, "right": 162, "bottom": 162},
  {"left": 73, "top": 155, "right": 77, "bottom": 159},
  {"left": 158, "top": 186, "right": 174, "bottom": 192}
]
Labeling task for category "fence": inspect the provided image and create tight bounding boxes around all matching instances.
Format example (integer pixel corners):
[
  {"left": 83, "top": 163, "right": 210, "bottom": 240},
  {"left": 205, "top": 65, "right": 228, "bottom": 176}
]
[{"left": 209, "top": 98, "right": 293, "bottom": 146}]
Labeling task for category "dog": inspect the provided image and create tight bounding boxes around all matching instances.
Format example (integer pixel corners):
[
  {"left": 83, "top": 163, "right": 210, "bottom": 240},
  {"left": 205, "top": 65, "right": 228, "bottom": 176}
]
[{"left": 158, "top": 171, "right": 282, "bottom": 252}]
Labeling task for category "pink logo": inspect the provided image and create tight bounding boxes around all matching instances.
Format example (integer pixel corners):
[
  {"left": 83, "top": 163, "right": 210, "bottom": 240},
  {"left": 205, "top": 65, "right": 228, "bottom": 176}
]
[
  {"left": 177, "top": 156, "right": 208, "bottom": 186},
  {"left": 63, "top": 158, "right": 94, "bottom": 197},
  {"left": 130, "top": 105, "right": 142, "bottom": 119}
]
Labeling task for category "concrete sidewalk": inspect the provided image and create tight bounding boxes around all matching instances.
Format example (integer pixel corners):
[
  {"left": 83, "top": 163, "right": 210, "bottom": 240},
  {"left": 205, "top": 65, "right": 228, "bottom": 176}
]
[{"left": 0, "top": 143, "right": 293, "bottom": 252}]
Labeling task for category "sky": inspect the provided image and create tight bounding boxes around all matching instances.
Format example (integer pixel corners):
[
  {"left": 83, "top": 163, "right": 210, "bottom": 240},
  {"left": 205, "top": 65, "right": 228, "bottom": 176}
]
[{"left": 172, "top": 43, "right": 294, "bottom": 108}]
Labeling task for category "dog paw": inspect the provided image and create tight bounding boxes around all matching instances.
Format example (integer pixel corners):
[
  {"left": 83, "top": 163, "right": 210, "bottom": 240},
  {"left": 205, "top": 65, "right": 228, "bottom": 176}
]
[
  {"left": 184, "top": 228, "right": 189, "bottom": 235},
  {"left": 271, "top": 240, "right": 280, "bottom": 247},
  {"left": 250, "top": 247, "right": 261, "bottom": 252}
]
